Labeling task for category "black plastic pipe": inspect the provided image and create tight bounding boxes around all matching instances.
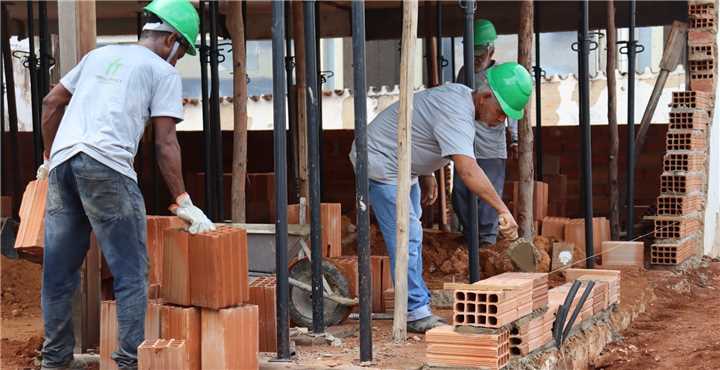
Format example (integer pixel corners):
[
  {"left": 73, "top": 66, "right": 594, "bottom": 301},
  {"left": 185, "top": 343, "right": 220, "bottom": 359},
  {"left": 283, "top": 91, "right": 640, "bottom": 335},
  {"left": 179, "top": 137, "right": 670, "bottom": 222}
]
[
  {"left": 351, "top": 0, "right": 372, "bottom": 361},
  {"left": 534, "top": 3, "right": 543, "bottom": 181},
  {"left": 561, "top": 281, "right": 595, "bottom": 343},
  {"left": 199, "top": 1, "right": 214, "bottom": 219},
  {"left": 577, "top": 0, "right": 594, "bottom": 268},
  {"left": 626, "top": 0, "right": 637, "bottom": 240},
  {"left": 552, "top": 280, "right": 580, "bottom": 347},
  {"left": 209, "top": 1, "right": 224, "bottom": 220},
  {"left": 304, "top": 0, "right": 325, "bottom": 335},
  {"left": 26, "top": 2, "right": 42, "bottom": 167},
  {"left": 461, "top": 0, "right": 479, "bottom": 282},
  {"left": 271, "top": 0, "right": 291, "bottom": 360}
]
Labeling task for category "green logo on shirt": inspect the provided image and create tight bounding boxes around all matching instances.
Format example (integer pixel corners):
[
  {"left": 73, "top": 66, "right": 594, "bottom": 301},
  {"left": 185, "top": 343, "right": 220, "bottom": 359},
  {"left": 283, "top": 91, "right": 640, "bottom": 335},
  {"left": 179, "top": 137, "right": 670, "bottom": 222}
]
[{"left": 105, "top": 58, "right": 123, "bottom": 77}]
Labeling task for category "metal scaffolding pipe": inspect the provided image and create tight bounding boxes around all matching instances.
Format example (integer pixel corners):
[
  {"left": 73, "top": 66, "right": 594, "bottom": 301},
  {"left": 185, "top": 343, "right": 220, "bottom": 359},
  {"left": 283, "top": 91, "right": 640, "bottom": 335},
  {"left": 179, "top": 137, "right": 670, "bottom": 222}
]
[
  {"left": 461, "top": 0, "right": 479, "bottom": 282},
  {"left": 209, "top": 1, "right": 224, "bottom": 220},
  {"left": 1, "top": 4, "right": 20, "bottom": 214},
  {"left": 38, "top": 1, "right": 50, "bottom": 98},
  {"left": 315, "top": 1, "right": 325, "bottom": 202},
  {"left": 271, "top": 0, "right": 291, "bottom": 360},
  {"left": 199, "top": 1, "right": 214, "bottom": 218},
  {"left": 534, "top": 2, "right": 543, "bottom": 181},
  {"left": 285, "top": 2, "right": 298, "bottom": 202},
  {"left": 26, "top": 2, "right": 42, "bottom": 167},
  {"left": 577, "top": 0, "right": 594, "bottom": 268},
  {"left": 351, "top": 1, "right": 372, "bottom": 361},
  {"left": 304, "top": 0, "right": 325, "bottom": 335},
  {"left": 626, "top": 0, "right": 637, "bottom": 240}
]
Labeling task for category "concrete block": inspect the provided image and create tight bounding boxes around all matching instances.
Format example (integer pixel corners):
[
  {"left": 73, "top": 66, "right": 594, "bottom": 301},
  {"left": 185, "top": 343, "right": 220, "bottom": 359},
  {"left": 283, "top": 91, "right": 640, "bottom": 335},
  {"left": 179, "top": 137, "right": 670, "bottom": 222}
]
[{"left": 201, "top": 305, "right": 259, "bottom": 370}]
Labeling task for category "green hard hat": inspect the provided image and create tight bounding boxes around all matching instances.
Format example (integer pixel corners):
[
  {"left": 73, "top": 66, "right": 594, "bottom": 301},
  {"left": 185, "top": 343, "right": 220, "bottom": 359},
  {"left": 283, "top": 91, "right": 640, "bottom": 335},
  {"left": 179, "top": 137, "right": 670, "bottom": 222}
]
[
  {"left": 486, "top": 62, "right": 533, "bottom": 120},
  {"left": 144, "top": 0, "right": 200, "bottom": 56},
  {"left": 474, "top": 19, "right": 497, "bottom": 46}
]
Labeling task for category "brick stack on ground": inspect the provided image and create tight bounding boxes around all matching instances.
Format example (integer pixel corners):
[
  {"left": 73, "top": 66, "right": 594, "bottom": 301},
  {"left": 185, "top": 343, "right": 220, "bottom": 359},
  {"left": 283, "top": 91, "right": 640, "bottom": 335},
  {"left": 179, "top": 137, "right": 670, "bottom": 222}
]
[
  {"left": 651, "top": 1, "right": 715, "bottom": 265},
  {"left": 101, "top": 224, "right": 259, "bottom": 370}
]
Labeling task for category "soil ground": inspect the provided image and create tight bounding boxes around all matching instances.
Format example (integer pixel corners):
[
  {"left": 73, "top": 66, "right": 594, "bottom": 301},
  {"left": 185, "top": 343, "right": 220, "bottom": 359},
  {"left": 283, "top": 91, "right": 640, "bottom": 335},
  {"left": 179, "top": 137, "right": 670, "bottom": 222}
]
[{"left": 3, "top": 250, "right": 720, "bottom": 370}]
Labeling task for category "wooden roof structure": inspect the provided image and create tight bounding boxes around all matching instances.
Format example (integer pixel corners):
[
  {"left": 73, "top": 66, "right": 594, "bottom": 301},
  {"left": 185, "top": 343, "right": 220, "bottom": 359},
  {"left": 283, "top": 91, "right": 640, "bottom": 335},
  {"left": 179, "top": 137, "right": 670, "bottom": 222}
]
[{"left": 3, "top": 1, "right": 688, "bottom": 40}]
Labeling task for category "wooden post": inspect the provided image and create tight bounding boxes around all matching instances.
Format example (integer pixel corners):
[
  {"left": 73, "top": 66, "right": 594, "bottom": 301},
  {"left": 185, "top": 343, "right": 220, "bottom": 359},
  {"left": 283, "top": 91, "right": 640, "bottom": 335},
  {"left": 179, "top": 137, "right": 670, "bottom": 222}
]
[
  {"left": 228, "top": 1, "right": 247, "bottom": 223},
  {"left": 393, "top": 0, "right": 418, "bottom": 344},
  {"left": 517, "top": 0, "right": 534, "bottom": 237},
  {"left": 607, "top": 0, "right": 620, "bottom": 240},
  {"left": 58, "top": 0, "right": 98, "bottom": 352},
  {"left": 292, "top": 1, "right": 309, "bottom": 201}
]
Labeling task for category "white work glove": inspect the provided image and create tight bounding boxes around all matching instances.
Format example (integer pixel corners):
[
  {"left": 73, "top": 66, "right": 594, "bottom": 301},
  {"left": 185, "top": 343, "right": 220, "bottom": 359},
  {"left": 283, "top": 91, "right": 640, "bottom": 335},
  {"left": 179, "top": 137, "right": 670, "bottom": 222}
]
[
  {"left": 36, "top": 159, "right": 49, "bottom": 180},
  {"left": 498, "top": 212, "right": 519, "bottom": 240},
  {"left": 171, "top": 193, "right": 216, "bottom": 234}
]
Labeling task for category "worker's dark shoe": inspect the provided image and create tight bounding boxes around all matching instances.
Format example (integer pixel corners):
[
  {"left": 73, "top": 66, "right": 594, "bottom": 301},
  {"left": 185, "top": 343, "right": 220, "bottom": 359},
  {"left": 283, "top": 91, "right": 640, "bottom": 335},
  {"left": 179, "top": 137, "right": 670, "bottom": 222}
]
[
  {"left": 407, "top": 315, "right": 447, "bottom": 333},
  {"left": 40, "top": 356, "right": 94, "bottom": 370}
]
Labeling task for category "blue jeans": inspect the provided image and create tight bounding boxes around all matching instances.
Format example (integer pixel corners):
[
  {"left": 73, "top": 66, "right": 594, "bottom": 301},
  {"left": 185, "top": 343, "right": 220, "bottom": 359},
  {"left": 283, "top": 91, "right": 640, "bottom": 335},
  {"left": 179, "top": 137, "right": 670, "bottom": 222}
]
[
  {"left": 42, "top": 153, "right": 148, "bottom": 369},
  {"left": 452, "top": 158, "right": 506, "bottom": 246},
  {"left": 369, "top": 180, "right": 431, "bottom": 321}
]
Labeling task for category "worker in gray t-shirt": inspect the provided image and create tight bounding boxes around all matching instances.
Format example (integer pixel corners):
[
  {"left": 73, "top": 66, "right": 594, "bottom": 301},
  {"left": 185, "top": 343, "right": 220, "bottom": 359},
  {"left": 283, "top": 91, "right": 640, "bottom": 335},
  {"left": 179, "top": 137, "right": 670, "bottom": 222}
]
[
  {"left": 349, "top": 62, "right": 532, "bottom": 333},
  {"left": 453, "top": 19, "right": 518, "bottom": 248}
]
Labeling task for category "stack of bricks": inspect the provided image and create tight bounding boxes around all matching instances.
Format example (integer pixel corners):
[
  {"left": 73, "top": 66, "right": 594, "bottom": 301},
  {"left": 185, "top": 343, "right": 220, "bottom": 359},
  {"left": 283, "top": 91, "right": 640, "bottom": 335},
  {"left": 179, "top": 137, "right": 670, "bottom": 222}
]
[
  {"left": 146, "top": 216, "right": 187, "bottom": 294},
  {"left": 452, "top": 278, "right": 533, "bottom": 328},
  {"left": 247, "top": 276, "right": 277, "bottom": 353},
  {"left": 131, "top": 225, "right": 258, "bottom": 369},
  {"left": 564, "top": 268, "right": 621, "bottom": 306},
  {"left": 287, "top": 203, "right": 342, "bottom": 257},
  {"left": 509, "top": 306, "right": 557, "bottom": 356},
  {"left": 426, "top": 325, "right": 510, "bottom": 369},
  {"left": 488, "top": 272, "right": 548, "bottom": 311},
  {"left": 14, "top": 179, "right": 48, "bottom": 255},
  {"left": 329, "top": 255, "right": 392, "bottom": 313},
  {"left": 562, "top": 218, "right": 611, "bottom": 266}
]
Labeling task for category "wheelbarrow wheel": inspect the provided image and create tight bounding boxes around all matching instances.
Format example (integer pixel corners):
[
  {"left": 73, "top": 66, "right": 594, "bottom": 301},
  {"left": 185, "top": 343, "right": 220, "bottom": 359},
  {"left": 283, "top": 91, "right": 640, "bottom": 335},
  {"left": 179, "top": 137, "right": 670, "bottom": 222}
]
[{"left": 288, "top": 258, "right": 352, "bottom": 328}]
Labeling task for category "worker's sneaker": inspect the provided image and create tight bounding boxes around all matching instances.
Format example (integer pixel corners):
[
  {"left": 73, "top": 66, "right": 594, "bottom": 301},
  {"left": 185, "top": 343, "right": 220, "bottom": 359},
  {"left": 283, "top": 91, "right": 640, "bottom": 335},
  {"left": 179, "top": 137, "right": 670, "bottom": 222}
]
[
  {"left": 40, "top": 356, "right": 94, "bottom": 370},
  {"left": 407, "top": 315, "right": 447, "bottom": 333}
]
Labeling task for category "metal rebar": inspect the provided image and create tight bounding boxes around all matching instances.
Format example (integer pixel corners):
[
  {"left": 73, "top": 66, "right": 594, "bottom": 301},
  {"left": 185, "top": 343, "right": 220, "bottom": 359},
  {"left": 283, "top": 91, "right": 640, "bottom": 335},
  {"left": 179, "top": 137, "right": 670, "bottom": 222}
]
[
  {"left": 209, "top": 1, "right": 224, "bottom": 220},
  {"left": 578, "top": 0, "right": 594, "bottom": 268},
  {"left": 461, "top": 0, "right": 479, "bottom": 282},
  {"left": 199, "top": 1, "right": 214, "bottom": 218},
  {"left": 304, "top": 0, "right": 325, "bottom": 335},
  {"left": 26, "top": 2, "right": 42, "bottom": 167},
  {"left": 351, "top": 0, "right": 372, "bottom": 361},
  {"left": 626, "top": 0, "right": 636, "bottom": 240},
  {"left": 534, "top": 2, "right": 543, "bottom": 181},
  {"left": 271, "top": 0, "right": 291, "bottom": 360}
]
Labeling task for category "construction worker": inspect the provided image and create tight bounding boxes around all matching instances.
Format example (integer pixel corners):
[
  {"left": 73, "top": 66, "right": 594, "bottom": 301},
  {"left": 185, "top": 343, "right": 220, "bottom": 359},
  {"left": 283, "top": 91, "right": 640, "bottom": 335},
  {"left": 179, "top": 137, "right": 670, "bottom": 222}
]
[
  {"left": 36, "top": 1, "right": 212, "bottom": 369},
  {"left": 453, "top": 19, "right": 519, "bottom": 249},
  {"left": 349, "top": 62, "right": 531, "bottom": 333}
]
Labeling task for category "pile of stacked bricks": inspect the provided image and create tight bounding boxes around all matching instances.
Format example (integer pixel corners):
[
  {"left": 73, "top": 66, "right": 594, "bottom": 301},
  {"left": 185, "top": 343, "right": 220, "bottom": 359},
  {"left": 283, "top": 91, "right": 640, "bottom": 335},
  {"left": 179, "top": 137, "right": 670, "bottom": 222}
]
[
  {"left": 651, "top": 0, "right": 715, "bottom": 265},
  {"left": 101, "top": 222, "right": 260, "bottom": 370},
  {"left": 427, "top": 272, "right": 550, "bottom": 369}
]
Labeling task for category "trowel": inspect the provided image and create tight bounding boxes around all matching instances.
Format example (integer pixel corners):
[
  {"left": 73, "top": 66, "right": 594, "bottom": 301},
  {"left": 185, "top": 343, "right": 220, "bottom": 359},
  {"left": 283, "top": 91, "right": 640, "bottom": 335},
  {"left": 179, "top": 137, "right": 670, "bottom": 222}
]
[{"left": 499, "top": 217, "right": 538, "bottom": 272}]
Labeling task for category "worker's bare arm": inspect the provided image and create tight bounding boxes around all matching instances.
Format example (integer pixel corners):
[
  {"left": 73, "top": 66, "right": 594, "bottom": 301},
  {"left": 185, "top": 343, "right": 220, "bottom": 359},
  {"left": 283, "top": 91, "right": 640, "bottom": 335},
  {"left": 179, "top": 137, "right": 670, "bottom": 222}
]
[
  {"left": 153, "top": 117, "right": 186, "bottom": 199},
  {"left": 452, "top": 154, "right": 510, "bottom": 214},
  {"left": 41, "top": 84, "right": 73, "bottom": 159}
]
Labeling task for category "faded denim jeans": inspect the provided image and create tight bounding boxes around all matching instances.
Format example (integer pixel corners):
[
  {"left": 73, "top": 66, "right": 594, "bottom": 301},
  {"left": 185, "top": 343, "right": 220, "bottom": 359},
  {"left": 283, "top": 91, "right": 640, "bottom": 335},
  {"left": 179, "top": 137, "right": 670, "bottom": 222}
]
[
  {"left": 42, "top": 153, "right": 147, "bottom": 369},
  {"left": 368, "top": 180, "right": 432, "bottom": 321},
  {"left": 452, "top": 158, "right": 506, "bottom": 246}
]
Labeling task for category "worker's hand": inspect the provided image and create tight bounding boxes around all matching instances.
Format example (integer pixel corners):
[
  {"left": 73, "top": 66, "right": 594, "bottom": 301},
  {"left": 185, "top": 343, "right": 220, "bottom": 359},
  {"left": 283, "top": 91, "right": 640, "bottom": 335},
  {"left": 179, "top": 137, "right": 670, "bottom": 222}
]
[
  {"left": 420, "top": 175, "right": 438, "bottom": 206},
  {"left": 509, "top": 143, "right": 519, "bottom": 160},
  {"left": 36, "top": 159, "right": 50, "bottom": 180},
  {"left": 498, "top": 212, "right": 519, "bottom": 240},
  {"left": 170, "top": 193, "right": 216, "bottom": 234}
]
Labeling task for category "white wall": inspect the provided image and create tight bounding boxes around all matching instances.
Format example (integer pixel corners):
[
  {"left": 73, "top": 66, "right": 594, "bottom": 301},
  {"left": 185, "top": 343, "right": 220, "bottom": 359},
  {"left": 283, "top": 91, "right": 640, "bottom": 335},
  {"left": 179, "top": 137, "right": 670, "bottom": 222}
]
[{"left": 703, "top": 32, "right": 720, "bottom": 257}]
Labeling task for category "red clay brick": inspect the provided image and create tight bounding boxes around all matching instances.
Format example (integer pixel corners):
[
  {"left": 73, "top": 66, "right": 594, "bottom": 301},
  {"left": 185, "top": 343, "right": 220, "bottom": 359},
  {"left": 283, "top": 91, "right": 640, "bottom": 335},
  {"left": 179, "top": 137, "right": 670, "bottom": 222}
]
[
  {"left": 564, "top": 219, "right": 609, "bottom": 266},
  {"left": 100, "top": 301, "right": 119, "bottom": 370},
  {"left": 248, "top": 277, "right": 277, "bottom": 353},
  {"left": 665, "top": 130, "right": 707, "bottom": 151},
  {"left": 663, "top": 152, "right": 706, "bottom": 173},
  {"left": 669, "top": 110, "right": 710, "bottom": 131},
  {"left": 146, "top": 300, "right": 161, "bottom": 341},
  {"left": 371, "top": 256, "right": 384, "bottom": 313},
  {"left": 329, "top": 256, "right": 359, "bottom": 297},
  {"left": 159, "top": 305, "right": 200, "bottom": 370},
  {"left": 452, "top": 278, "right": 533, "bottom": 328},
  {"left": 162, "top": 228, "right": 192, "bottom": 306},
  {"left": 660, "top": 171, "right": 705, "bottom": 194},
  {"left": 690, "top": 78, "right": 715, "bottom": 92},
  {"left": 146, "top": 216, "right": 187, "bottom": 286},
  {"left": 540, "top": 217, "right": 570, "bottom": 241},
  {"left": 138, "top": 338, "right": 191, "bottom": 370},
  {"left": 426, "top": 325, "right": 510, "bottom": 369},
  {"left": 688, "top": 43, "right": 716, "bottom": 61},
  {"left": 288, "top": 203, "right": 342, "bottom": 257},
  {"left": 201, "top": 305, "right": 259, "bottom": 370},
  {"left": 654, "top": 215, "right": 702, "bottom": 240},
  {"left": 600, "top": 241, "right": 644, "bottom": 266},
  {"left": 14, "top": 179, "right": 48, "bottom": 255},
  {"left": 533, "top": 181, "right": 549, "bottom": 222},
  {"left": 189, "top": 226, "right": 249, "bottom": 309},
  {"left": 651, "top": 237, "right": 696, "bottom": 265},
  {"left": 656, "top": 194, "right": 704, "bottom": 215},
  {"left": 671, "top": 90, "right": 713, "bottom": 110}
]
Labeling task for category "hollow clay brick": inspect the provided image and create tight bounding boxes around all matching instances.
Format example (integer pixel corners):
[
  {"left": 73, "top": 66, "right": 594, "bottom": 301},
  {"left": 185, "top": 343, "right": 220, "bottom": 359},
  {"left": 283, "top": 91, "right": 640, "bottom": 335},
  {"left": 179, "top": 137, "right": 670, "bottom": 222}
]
[
  {"left": 138, "top": 338, "right": 190, "bottom": 370},
  {"left": 201, "top": 305, "right": 259, "bottom": 370},
  {"left": 159, "top": 305, "right": 200, "bottom": 370},
  {"left": 162, "top": 228, "right": 192, "bottom": 306},
  {"left": 288, "top": 203, "right": 342, "bottom": 257},
  {"left": 248, "top": 276, "right": 277, "bottom": 353},
  {"left": 14, "top": 179, "right": 48, "bottom": 255},
  {"left": 600, "top": 241, "right": 644, "bottom": 266}
]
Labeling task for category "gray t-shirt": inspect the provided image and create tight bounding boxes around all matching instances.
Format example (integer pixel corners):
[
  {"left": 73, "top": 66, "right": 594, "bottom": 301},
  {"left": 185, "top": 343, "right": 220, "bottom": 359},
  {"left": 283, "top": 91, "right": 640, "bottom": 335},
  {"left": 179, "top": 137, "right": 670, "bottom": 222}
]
[
  {"left": 349, "top": 83, "right": 476, "bottom": 184},
  {"left": 50, "top": 44, "right": 184, "bottom": 181},
  {"left": 456, "top": 64, "right": 518, "bottom": 159}
]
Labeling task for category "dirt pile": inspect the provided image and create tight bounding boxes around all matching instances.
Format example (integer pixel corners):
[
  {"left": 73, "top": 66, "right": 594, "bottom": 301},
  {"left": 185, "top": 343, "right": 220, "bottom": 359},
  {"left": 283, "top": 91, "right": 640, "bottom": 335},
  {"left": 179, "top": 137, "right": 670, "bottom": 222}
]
[{"left": 1, "top": 256, "right": 42, "bottom": 318}]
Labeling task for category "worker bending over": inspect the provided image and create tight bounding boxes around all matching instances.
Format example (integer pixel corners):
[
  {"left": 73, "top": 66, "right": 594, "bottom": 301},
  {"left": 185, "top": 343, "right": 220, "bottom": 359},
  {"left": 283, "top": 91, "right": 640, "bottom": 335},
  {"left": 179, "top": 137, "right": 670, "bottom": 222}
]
[
  {"left": 37, "top": 1, "right": 213, "bottom": 369},
  {"left": 350, "top": 62, "right": 531, "bottom": 333},
  {"left": 453, "top": 19, "right": 520, "bottom": 249}
]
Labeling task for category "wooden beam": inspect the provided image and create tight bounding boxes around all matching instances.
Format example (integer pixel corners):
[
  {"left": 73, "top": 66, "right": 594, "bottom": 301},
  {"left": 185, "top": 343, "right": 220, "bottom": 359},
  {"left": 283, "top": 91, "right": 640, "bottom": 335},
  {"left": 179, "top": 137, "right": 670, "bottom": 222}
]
[
  {"left": 393, "top": 0, "right": 418, "bottom": 344},
  {"left": 517, "top": 0, "right": 534, "bottom": 238},
  {"left": 58, "top": 0, "right": 99, "bottom": 353},
  {"left": 292, "top": 1, "right": 309, "bottom": 201},
  {"left": 228, "top": 1, "right": 248, "bottom": 223},
  {"left": 607, "top": 0, "right": 620, "bottom": 240}
]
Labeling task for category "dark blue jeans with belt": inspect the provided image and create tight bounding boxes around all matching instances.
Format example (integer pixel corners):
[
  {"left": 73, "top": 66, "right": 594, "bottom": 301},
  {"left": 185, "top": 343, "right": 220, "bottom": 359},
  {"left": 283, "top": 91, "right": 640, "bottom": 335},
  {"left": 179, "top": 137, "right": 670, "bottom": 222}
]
[{"left": 42, "top": 153, "right": 147, "bottom": 369}]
